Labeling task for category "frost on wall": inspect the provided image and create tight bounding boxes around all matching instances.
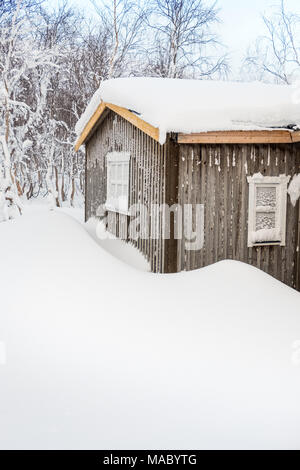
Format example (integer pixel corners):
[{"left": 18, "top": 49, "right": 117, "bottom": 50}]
[
  {"left": 256, "top": 186, "right": 276, "bottom": 208},
  {"left": 288, "top": 174, "right": 300, "bottom": 207},
  {"left": 255, "top": 186, "right": 277, "bottom": 232},
  {"left": 256, "top": 212, "right": 276, "bottom": 231},
  {"left": 254, "top": 181, "right": 277, "bottom": 239}
]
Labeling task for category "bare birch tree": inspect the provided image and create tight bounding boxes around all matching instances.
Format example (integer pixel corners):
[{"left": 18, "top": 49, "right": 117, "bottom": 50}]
[
  {"left": 144, "top": 0, "right": 228, "bottom": 79},
  {"left": 90, "top": 0, "right": 147, "bottom": 79},
  {"left": 243, "top": 0, "right": 300, "bottom": 84},
  {"left": 0, "top": 0, "right": 43, "bottom": 16}
]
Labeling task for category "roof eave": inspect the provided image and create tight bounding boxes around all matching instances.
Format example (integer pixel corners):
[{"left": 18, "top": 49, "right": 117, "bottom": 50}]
[
  {"left": 177, "top": 130, "right": 300, "bottom": 144},
  {"left": 74, "top": 101, "right": 160, "bottom": 151},
  {"left": 75, "top": 101, "right": 300, "bottom": 150}
]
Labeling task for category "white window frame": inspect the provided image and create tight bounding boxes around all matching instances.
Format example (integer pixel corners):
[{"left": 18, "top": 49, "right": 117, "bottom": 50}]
[
  {"left": 247, "top": 174, "right": 290, "bottom": 247},
  {"left": 105, "top": 152, "right": 130, "bottom": 215}
]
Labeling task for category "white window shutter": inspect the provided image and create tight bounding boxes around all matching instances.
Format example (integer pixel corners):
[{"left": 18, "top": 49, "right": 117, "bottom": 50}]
[{"left": 105, "top": 152, "right": 130, "bottom": 214}]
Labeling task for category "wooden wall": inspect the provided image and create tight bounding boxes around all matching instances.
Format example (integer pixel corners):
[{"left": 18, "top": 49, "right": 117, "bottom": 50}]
[
  {"left": 85, "top": 110, "right": 178, "bottom": 273},
  {"left": 178, "top": 143, "right": 300, "bottom": 291},
  {"left": 86, "top": 111, "right": 299, "bottom": 290}
]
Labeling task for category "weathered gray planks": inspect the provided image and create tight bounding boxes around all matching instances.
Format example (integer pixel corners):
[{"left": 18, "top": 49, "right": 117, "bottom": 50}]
[
  {"left": 85, "top": 110, "right": 179, "bottom": 273},
  {"left": 178, "top": 143, "right": 300, "bottom": 291}
]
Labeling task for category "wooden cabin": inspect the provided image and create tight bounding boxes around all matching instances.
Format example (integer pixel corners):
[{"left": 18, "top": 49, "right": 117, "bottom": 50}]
[{"left": 75, "top": 78, "right": 300, "bottom": 291}]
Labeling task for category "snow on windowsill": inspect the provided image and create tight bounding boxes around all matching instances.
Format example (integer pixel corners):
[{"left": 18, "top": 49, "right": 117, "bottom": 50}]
[{"left": 250, "top": 228, "right": 282, "bottom": 245}]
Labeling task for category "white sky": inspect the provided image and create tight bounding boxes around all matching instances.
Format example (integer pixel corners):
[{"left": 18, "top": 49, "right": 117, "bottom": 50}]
[
  {"left": 47, "top": 0, "right": 300, "bottom": 77},
  {"left": 220, "top": 0, "right": 300, "bottom": 75}
]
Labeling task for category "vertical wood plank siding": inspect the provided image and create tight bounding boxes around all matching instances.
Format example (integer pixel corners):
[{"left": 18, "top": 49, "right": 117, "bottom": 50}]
[
  {"left": 85, "top": 110, "right": 179, "bottom": 273},
  {"left": 178, "top": 143, "right": 300, "bottom": 291},
  {"left": 85, "top": 111, "right": 299, "bottom": 289}
]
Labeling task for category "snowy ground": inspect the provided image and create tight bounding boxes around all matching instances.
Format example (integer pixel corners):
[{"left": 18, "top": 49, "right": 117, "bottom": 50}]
[{"left": 0, "top": 205, "right": 300, "bottom": 450}]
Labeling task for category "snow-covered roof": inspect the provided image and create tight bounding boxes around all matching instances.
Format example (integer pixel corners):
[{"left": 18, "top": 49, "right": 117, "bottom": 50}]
[{"left": 75, "top": 77, "right": 300, "bottom": 146}]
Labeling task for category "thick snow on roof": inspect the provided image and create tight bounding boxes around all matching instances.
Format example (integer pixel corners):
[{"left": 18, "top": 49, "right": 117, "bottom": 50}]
[{"left": 75, "top": 77, "right": 300, "bottom": 145}]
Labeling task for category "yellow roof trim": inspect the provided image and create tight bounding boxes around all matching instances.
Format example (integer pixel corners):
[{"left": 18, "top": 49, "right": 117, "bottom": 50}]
[
  {"left": 75, "top": 101, "right": 160, "bottom": 151},
  {"left": 177, "top": 130, "right": 299, "bottom": 144}
]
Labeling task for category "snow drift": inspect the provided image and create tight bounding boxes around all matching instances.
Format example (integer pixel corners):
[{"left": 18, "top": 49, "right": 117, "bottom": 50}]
[
  {"left": 0, "top": 207, "right": 300, "bottom": 449},
  {"left": 76, "top": 78, "right": 300, "bottom": 145}
]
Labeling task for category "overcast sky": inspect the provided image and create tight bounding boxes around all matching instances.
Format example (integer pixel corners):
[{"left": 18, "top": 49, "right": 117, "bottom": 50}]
[
  {"left": 220, "top": 0, "right": 299, "bottom": 73},
  {"left": 48, "top": 0, "right": 300, "bottom": 77}
]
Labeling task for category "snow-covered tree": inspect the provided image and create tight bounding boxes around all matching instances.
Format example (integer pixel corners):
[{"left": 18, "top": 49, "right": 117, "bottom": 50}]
[
  {"left": 0, "top": 0, "right": 230, "bottom": 222},
  {"left": 0, "top": 0, "right": 86, "bottom": 216},
  {"left": 0, "top": 0, "right": 61, "bottom": 218}
]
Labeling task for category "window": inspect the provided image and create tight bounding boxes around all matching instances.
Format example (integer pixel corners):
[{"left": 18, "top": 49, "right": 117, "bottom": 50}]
[
  {"left": 247, "top": 174, "right": 290, "bottom": 247},
  {"left": 105, "top": 152, "right": 130, "bottom": 214}
]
